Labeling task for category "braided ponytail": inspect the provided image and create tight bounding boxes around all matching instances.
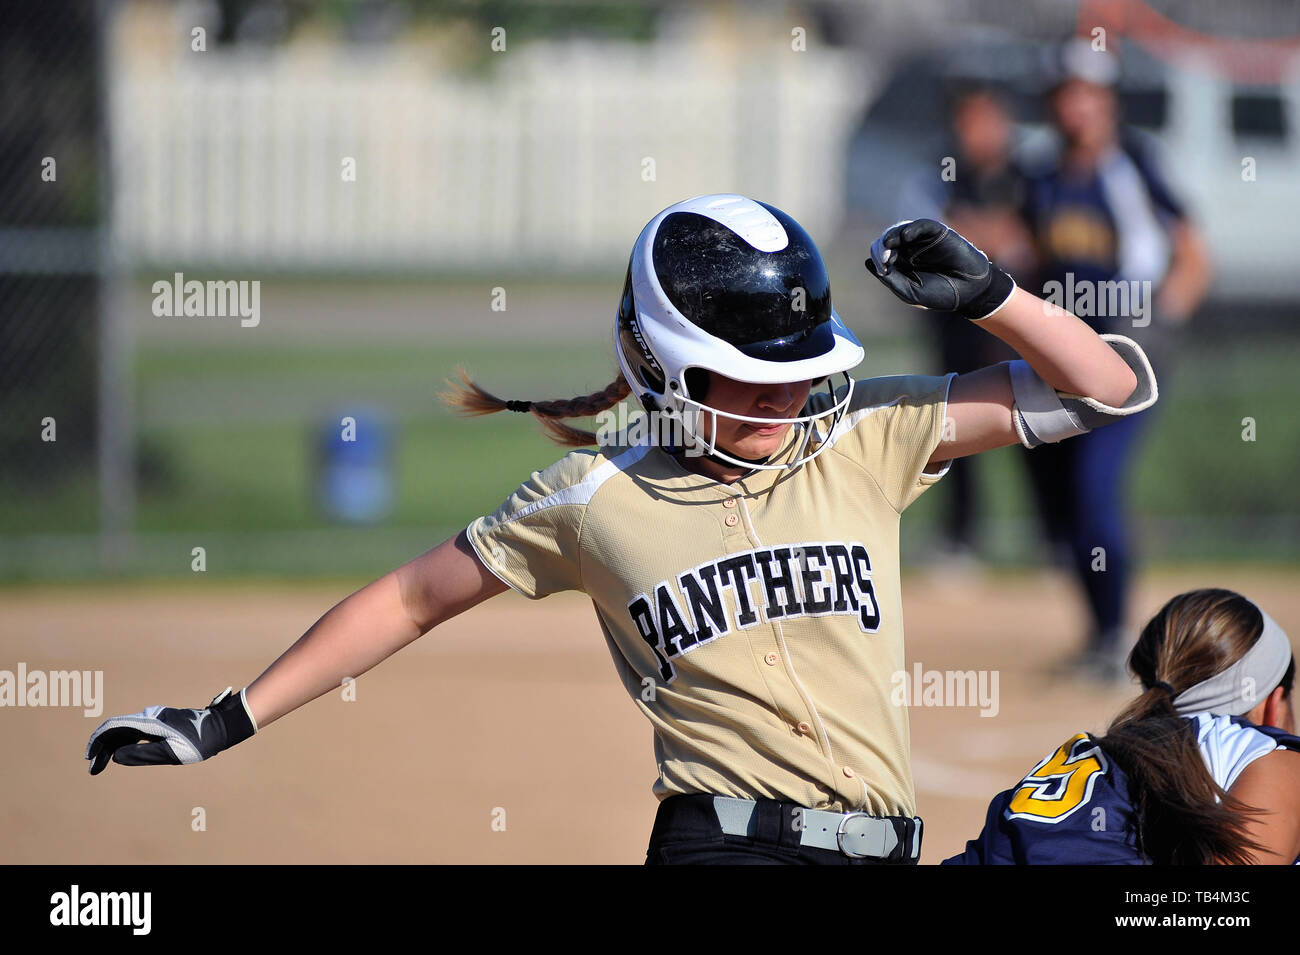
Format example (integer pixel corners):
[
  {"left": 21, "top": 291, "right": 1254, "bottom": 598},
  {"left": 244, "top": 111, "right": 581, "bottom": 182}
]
[
  {"left": 439, "top": 367, "right": 632, "bottom": 448},
  {"left": 1093, "top": 590, "right": 1270, "bottom": 864}
]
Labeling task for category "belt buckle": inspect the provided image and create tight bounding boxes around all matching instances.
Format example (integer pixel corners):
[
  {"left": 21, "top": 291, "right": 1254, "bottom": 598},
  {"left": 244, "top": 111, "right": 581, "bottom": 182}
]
[{"left": 835, "top": 811, "right": 876, "bottom": 859}]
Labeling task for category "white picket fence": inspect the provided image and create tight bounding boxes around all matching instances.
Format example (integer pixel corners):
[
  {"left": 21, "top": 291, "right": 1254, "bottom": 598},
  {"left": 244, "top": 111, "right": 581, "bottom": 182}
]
[{"left": 110, "top": 40, "right": 870, "bottom": 271}]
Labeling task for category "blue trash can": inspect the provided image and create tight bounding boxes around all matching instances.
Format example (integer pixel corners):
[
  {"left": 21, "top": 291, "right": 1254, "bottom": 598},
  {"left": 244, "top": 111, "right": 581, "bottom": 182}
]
[{"left": 315, "top": 408, "right": 395, "bottom": 524}]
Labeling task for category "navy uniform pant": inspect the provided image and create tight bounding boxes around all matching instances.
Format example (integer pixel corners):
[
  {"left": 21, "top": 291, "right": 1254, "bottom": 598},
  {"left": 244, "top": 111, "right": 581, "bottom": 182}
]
[{"left": 1023, "top": 409, "right": 1151, "bottom": 645}]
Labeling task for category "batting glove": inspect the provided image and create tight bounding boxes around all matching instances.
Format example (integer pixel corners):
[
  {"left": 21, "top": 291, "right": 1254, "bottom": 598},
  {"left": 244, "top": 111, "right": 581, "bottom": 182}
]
[
  {"left": 85, "top": 686, "right": 257, "bottom": 775},
  {"left": 866, "top": 218, "right": 1016, "bottom": 320}
]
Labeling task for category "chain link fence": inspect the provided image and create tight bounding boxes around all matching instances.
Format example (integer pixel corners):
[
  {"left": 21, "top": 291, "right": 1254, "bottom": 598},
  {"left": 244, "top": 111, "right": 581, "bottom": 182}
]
[{"left": 0, "top": 3, "right": 104, "bottom": 489}]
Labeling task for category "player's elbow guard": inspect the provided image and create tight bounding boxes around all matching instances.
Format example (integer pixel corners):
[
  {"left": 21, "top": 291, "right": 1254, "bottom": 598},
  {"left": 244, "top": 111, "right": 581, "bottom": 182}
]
[{"left": 1008, "top": 335, "right": 1158, "bottom": 449}]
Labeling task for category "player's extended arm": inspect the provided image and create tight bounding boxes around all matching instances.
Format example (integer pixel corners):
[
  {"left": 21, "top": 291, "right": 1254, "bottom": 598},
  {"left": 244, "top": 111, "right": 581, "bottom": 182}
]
[
  {"left": 1225, "top": 749, "right": 1300, "bottom": 865},
  {"left": 864, "top": 218, "right": 1147, "bottom": 464},
  {"left": 243, "top": 530, "right": 506, "bottom": 727},
  {"left": 927, "top": 285, "right": 1140, "bottom": 461},
  {"left": 84, "top": 530, "right": 506, "bottom": 773}
]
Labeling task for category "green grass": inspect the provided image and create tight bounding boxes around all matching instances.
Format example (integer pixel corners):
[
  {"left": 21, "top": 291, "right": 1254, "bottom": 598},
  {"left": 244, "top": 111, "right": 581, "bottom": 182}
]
[
  {"left": 1, "top": 339, "right": 618, "bottom": 536},
  {"left": 2, "top": 333, "right": 1297, "bottom": 578},
  {"left": 129, "top": 414, "right": 576, "bottom": 534}
]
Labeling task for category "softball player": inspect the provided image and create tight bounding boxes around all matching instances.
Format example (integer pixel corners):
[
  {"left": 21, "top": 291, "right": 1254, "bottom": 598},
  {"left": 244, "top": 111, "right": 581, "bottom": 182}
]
[
  {"left": 86, "top": 194, "right": 1154, "bottom": 865},
  {"left": 945, "top": 588, "right": 1300, "bottom": 865}
]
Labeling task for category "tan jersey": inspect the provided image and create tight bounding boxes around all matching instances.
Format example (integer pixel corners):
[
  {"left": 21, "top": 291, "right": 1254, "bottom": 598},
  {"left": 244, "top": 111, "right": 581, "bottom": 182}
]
[{"left": 465, "top": 373, "right": 954, "bottom": 816}]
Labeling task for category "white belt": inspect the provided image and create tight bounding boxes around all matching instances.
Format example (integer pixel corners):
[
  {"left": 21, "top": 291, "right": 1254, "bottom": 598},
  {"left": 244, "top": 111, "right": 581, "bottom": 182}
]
[{"left": 712, "top": 796, "right": 922, "bottom": 861}]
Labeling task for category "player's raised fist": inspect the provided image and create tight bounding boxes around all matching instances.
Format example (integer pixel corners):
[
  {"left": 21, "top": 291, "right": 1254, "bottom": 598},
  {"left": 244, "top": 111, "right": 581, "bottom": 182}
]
[
  {"left": 84, "top": 686, "right": 257, "bottom": 775},
  {"left": 866, "top": 218, "right": 1015, "bottom": 321}
]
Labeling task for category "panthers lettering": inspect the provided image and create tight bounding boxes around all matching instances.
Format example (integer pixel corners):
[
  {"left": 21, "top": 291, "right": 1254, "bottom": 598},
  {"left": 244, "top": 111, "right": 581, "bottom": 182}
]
[{"left": 628, "top": 541, "right": 882, "bottom": 682}]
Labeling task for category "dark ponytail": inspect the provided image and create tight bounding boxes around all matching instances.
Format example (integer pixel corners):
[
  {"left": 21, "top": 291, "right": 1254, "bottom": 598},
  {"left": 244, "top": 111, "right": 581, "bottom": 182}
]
[
  {"left": 439, "top": 368, "right": 632, "bottom": 447},
  {"left": 1094, "top": 589, "right": 1272, "bottom": 864}
]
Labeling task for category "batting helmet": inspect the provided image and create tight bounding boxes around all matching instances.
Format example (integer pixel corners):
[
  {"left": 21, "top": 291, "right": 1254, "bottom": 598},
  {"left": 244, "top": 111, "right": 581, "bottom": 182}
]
[{"left": 613, "top": 194, "right": 865, "bottom": 470}]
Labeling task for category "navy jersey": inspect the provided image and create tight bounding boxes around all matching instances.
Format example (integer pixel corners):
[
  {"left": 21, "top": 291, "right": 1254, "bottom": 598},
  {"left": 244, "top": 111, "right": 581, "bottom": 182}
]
[
  {"left": 944, "top": 715, "right": 1300, "bottom": 865},
  {"left": 1022, "top": 132, "right": 1187, "bottom": 334}
]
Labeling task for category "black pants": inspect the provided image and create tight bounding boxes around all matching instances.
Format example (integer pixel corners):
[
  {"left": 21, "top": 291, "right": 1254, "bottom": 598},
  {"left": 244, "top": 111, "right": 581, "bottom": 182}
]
[{"left": 644, "top": 794, "right": 921, "bottom": 866}]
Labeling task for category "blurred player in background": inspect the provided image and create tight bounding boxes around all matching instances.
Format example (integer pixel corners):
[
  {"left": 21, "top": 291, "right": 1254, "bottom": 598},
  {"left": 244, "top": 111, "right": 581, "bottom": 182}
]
[
  {"left": 1019, "top": 39, "right": 1212, "bottom": 681},
  {"left": 900, "top": 85, "right": 1035, "bottom": 568},
  {"left": 945, "top": 588, "right": 1299, "bottom": 865}
]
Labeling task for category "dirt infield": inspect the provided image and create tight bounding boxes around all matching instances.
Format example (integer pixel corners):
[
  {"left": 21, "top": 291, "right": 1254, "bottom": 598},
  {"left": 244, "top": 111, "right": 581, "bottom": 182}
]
[{"left": 2, "top": 567, "right": 1296, "bottom": 864}]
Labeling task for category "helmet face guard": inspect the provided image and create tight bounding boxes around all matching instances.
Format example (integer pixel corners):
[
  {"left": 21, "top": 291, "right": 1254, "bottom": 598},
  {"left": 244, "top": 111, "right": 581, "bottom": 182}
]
[
  {"left": 613, "top": 194, "right": 864, "bottom": 470},
  {"left": 668, "top": 371, "right": 857, "bottom": 471}
]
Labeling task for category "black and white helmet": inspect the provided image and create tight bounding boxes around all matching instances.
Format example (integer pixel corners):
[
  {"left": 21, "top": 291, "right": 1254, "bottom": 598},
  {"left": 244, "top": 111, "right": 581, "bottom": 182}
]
[{"left": 613, "top": 194, "right": 864, "bottom": 469}]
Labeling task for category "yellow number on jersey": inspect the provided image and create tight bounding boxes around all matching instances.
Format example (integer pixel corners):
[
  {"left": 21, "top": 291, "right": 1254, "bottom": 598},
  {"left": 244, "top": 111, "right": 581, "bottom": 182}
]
[{"left": 1006, "top": 733, "right": 1108, "bottom": 824}]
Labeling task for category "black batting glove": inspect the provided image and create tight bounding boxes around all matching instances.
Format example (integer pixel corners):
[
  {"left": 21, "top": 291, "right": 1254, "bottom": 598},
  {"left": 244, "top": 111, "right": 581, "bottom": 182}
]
[
  {"left": 866, "top": 218, "right": 1016, "bottom": 320},
  {"left": 85, "top": 686, "right": 257, "bottom": 775}
]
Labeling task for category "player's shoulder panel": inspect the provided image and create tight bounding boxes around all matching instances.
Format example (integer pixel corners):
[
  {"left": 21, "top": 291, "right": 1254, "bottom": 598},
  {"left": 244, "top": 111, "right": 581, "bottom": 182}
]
[
  {"left": 804, "top": 373, "right": 953, "bottom": 420},
  {"left": 507, "top": 433, "right": 660, "bottom": 509},
  {"left": 1224, "top": 714, "right": 1300, "bottom": 753},
  {"left": 1188, "top": 713, "right": 1300, "bottom": 791},
  {"left": 517, "top": 445, "right": 605, "bottom": 496}
]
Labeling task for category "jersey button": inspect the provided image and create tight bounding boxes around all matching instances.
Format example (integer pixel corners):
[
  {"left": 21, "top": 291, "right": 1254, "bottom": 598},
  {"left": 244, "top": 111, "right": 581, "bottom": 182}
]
[
  {"left": 763, "top": 651, "right": 779, "bottom": 666},
  {"left": 841, "top": 765, "right": 856, "bottom": 779},
  {"left": 722, "top": 497, "right": 737, "bottom": 509},
  {"left": 724, "top": 513, "right": 738, "bottom": 527},
  {"left": 796, "top": 721, "right": 813, "bottom": 736}
]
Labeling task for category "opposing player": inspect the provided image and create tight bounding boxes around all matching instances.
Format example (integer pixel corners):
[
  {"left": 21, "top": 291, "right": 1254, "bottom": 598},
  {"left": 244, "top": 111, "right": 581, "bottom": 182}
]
[
  {"left": 944, "top": 588, "right": 1300, "bottom": 865},
  {"left": 1019, "top": 40, "right": 1212, "bottom": 681},
  {"left": 85, "top": 195, "right": 1152, "bottom": 865}
]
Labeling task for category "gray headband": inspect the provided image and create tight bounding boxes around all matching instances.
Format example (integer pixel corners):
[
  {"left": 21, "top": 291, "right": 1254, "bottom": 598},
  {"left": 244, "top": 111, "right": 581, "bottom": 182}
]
[{"left": 1171, "top": 605, "right": 1293, "bottom": 717}]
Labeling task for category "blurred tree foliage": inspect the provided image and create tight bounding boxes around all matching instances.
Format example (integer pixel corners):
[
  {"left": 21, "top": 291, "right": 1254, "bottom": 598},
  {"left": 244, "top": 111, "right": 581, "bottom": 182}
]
[
  {"left": 215, "top": 0, "right": 660, "bottom": 48},
  {"left": 402, "top": 0, "right": 659, "bottom": 40}
]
